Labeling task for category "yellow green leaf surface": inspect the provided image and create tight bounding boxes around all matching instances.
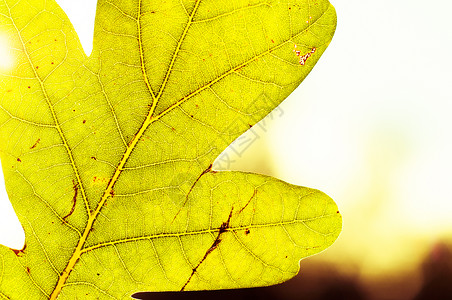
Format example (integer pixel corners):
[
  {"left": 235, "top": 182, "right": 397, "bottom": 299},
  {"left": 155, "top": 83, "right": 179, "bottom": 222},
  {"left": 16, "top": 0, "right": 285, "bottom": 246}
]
[{"left": 0, "top": 0, "right": 341, "bottom": 298}]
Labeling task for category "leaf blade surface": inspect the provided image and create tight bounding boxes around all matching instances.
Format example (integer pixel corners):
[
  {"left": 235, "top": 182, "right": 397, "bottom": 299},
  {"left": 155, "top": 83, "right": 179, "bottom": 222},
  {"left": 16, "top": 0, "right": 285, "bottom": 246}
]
[{"left": 0, "top": 0, "right": 341, "bottom": 298}]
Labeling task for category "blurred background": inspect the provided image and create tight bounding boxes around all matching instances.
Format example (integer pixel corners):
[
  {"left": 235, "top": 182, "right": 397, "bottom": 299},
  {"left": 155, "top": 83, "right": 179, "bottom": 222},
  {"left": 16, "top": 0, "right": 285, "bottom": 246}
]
[{"left": 1, "top": 0, "right": 452, "bottom": 299}]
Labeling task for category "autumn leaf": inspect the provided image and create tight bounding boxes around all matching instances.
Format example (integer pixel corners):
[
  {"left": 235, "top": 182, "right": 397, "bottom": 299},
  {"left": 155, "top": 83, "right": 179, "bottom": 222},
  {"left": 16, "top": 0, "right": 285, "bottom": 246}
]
[{"left": 0, "top": 0, "right": 341, "bottom": 299}]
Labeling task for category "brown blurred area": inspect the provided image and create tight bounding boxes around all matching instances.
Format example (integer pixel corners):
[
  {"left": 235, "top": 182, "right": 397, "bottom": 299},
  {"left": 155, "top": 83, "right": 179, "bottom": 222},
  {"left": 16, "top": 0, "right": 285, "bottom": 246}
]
[
  {"left": 413, "top": 242, "right": 452, "bottom": 300},
  {"left": 133, "top": 242, "right": 452, "bottom": 300}
]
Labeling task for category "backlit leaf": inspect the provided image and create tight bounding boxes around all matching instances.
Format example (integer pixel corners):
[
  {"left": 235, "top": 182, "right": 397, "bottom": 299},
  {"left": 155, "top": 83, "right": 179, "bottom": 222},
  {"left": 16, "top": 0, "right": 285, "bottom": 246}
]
[{"left": 0, "top": 0, "right": 341, "bottom": 298}]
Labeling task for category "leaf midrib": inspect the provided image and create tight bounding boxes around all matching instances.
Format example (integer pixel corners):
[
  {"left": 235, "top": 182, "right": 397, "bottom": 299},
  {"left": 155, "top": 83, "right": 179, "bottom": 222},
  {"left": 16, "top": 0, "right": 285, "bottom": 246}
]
[{"left": 48, "top": 1, "right": 203, "bottom": 298}]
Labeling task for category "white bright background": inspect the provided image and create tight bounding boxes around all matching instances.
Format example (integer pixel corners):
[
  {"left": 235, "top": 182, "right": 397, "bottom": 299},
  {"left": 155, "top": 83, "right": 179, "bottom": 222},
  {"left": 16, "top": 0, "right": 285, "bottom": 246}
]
[{"left": 1, "top": 0, "right": 452, "bottom": 298}]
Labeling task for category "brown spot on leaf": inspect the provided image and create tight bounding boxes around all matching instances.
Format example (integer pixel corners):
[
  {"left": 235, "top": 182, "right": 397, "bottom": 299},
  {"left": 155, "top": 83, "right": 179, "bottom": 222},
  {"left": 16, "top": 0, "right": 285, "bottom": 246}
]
[
  {"left": 172, "top": 164, "right": 214, "bottom": 224},
  {"left": 245, "top": 229, "right": 250, "bottom": 235},
  {"left": 26, "top": 267, "right": 30, "bottom": 274},
  {"left": 30, "top": 138, "right": 41, "bottom": 149},
  {"left": 17, "top": 158, "right": 21, "bottom": 162},
  {"left": 181, "top": 208, "right": 233, "bottom": 291},
  {"left": 219, "top": 209, "right": 233, "bottom": 234},
  {"left": 11, "top": 244, "right": 26, "bottom": 256},
  {"left": 235, "top": 65, "right": 245, "bottom": 72},
  {"left": 293, "top": 44, "right": 316, "bottom": 66},
  {"left": 238, "top": 190, "right": 257, "bottom": 214},
  {"left": 93, "top": 176, "right": 108, "bottom": 184},
  {"left": 82, "top": 120, "right": 86, "bottom": 124},
  {"left": 63, "top": 180, "right": 78, "bottom": 221}
]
